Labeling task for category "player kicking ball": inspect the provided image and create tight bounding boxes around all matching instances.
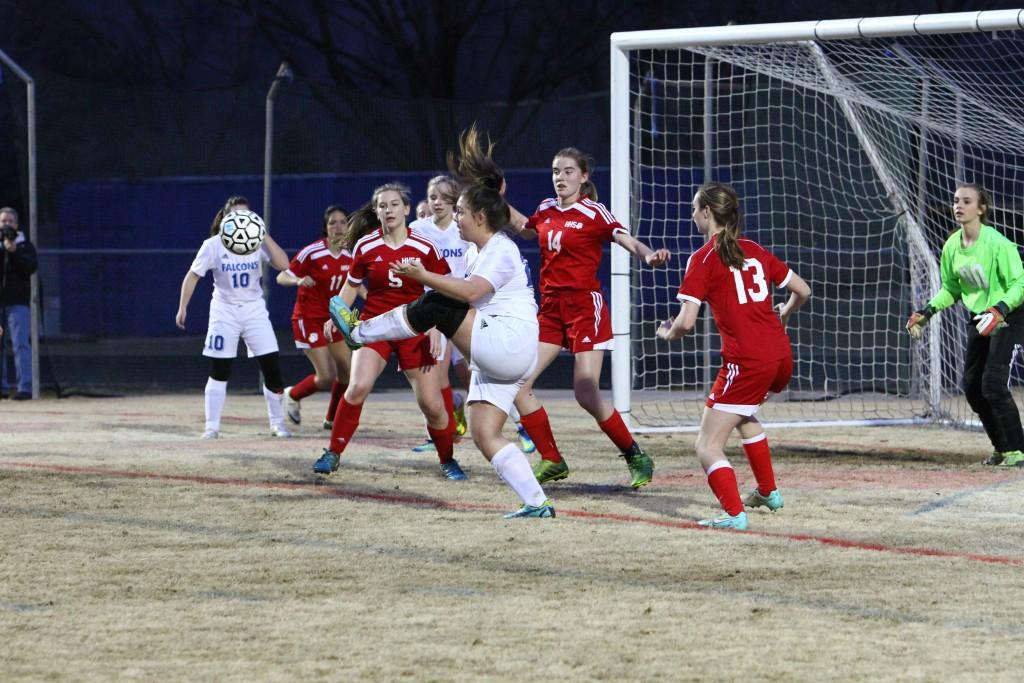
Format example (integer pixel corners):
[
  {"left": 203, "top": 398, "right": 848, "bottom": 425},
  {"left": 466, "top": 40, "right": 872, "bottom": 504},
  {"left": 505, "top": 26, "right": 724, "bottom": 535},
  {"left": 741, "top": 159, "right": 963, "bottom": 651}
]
[{"left": 327, "top": 183, "right": 553, "bottom": 519}]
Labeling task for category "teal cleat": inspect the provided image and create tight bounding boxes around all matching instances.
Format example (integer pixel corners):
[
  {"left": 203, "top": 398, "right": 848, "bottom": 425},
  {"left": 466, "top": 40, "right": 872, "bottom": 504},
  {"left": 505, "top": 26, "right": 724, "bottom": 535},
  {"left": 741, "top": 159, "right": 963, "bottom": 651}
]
[
  {"left": 412, "top": 439, "right": 437, "bottom": 453},
  {"left": 504, "top": 501, "right": 555, "bottom": 518},
  {"left": 516, "top": 424, "right": 536, "bottom": 454},
  {"left": 440, "top": 459, "right": 468, "bottom": 481},
  {"left": 312, "top": 449, "right": 340, "bottom": 475},
  {"left": 745, "top": 488, "right": 784, "bottom": 512},
  {"left": 328, "top": 296, "right": 362, "bottom": 350},
  {"left": 698, "top": 511, "right": 749, "bottom": 530}
]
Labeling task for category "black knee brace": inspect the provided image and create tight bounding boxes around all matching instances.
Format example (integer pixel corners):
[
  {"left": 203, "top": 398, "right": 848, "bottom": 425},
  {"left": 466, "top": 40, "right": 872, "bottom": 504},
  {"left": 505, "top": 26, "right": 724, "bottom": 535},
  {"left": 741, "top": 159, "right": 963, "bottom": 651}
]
[
  {"left": 209, "top": 357, "right": 232, "bottom": 382},
  {"left": 256, "top": 352, "right": 284, "bottom": 392},
  {"left": 405, "top": 291, "right": 470, "bottom": 338}
]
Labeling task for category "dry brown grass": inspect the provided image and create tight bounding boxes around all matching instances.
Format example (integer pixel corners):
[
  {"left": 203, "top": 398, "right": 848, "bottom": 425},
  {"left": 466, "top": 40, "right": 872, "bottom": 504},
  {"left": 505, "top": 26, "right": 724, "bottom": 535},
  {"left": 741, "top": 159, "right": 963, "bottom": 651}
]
[{"left": 2, "top": 390, "right": 1022, "bottom": 682}]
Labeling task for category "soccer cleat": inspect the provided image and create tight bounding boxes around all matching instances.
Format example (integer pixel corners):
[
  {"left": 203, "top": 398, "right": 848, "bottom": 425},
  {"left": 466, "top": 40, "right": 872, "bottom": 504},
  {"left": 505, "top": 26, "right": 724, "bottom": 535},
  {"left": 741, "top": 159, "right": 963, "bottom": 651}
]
[
  {"left": 516, "top": 424, "right": 536, "bottom": 453},
  {"left": 998, "top": 450, "right": 1024, "bottom": 467},
  {"left": 439, "top": 460, "right": 468, "bottom": 481},
  {"left": 453, "top": 392, "right": 467, "bottom": 437},
  {"left": 504, "top": 501, "right": 556, "bottom": 518},
  {"left": 282, "top": 386, "right": 301, "bottom": 425},
  {"left": 745, "top": 488, "right": 784, "bottom": 512},
  {"left": 621, "top": 443, "right": 654, "bottom": 488},
  {"left": 328, "top": 296, "right": 362, "bottom": 350},
  {"left": 270, "top": 424, "right": 292, "bottom": 438},
  {"left": 411, "top": 439, "right": 437, "bottom": 453},
  {"left": 201, "top": 429, "right": 219, "bottom": 440},
  {"left": 983, "top": 451, "right": 1006, "bottom": 466},
  {"left": 533, "top": 458, "right": 569, "bottom": 483},
  {"left": 698, "top": 511, "right": 749, "bottom": 530},
  {"left": 322, "top": 420, "right": 333, "bottom": 430},
  {"left": 313, "top": 449, "right": 340, "bottom": 474}
]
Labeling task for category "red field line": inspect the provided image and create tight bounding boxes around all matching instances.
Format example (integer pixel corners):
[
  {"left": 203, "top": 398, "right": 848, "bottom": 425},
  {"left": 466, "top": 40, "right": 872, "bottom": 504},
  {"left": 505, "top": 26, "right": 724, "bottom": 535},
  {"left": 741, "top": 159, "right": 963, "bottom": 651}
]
[{"left": 2, "top": 460, "right": 1021, "bottom": 567}]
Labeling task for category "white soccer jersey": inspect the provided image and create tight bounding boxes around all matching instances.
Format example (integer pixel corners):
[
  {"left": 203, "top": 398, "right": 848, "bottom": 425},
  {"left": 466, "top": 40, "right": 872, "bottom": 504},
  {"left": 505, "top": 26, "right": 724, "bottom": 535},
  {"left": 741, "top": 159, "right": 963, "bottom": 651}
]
[
  {"left": 410, "top": 217, "right": 471, "bottom": 278},
  {"left": 190, "top": 235, "right": 270, "bottom": 305},
  {"left": 465, "top": 232, "right": 537, "bottom": 322}
]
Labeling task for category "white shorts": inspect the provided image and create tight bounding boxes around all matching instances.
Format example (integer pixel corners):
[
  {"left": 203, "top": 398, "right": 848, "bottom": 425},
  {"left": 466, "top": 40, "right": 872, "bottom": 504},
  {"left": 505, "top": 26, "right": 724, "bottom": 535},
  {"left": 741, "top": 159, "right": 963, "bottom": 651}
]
[
  {"left": 203, "top": 298, "right": 279, "bottom": 359},
  {"left": 466, "top": 314, "right": 538, "bottom": 414}
]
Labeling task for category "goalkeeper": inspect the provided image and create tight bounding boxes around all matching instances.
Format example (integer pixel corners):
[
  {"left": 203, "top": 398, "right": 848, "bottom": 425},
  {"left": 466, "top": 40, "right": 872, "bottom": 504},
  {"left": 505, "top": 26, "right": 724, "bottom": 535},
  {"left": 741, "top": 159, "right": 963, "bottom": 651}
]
[{"left": 906, "top": 183, "right": 1024, "bottom": 467}]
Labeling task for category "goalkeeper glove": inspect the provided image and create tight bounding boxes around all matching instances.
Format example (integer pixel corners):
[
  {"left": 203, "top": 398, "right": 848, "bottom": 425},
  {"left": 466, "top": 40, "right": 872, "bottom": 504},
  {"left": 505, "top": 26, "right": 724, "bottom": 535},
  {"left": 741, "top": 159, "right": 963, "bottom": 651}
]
[
  {"left": 973, "top": 302, "right": 1010, "bottom": 336},
  {"left": 905, "top": 306, "right": 935, "bottom": 340}
]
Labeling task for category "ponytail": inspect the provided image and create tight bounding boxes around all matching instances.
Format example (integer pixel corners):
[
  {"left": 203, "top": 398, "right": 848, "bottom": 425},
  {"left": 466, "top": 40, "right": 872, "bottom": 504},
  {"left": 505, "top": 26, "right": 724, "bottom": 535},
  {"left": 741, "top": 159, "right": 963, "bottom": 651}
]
[
  {"left": 695, "top": 183, "right": 745, "bottom": 270},
  {"left": 344, "top": 202, "right": 381, "bottom": 251},
  {"left": 448, "top": 123, "right": 504, "bottom": 191},
  {"left": 210, "top": 195, "right": 249, "bottom": 236}
]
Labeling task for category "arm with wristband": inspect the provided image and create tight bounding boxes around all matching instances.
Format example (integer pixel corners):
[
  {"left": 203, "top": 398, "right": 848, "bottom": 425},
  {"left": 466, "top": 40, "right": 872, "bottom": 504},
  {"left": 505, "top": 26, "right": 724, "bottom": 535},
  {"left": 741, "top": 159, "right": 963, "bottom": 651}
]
[
  {"left": 906, "top": 240, "right": 961, "bottom": 339},
  {"left": 972, "top": 236, "right": 1024, "bottom": 336}
]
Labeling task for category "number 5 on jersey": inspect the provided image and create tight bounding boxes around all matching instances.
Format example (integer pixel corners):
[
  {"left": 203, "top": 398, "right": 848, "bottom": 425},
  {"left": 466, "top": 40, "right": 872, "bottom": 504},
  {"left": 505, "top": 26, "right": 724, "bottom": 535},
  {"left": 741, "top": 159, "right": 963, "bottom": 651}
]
[
  {"left": 731, "top": 258, "right": 768, "bottom": 304},
  {"left": 388, "top": 270, "right": 403, "bottom": 288}
]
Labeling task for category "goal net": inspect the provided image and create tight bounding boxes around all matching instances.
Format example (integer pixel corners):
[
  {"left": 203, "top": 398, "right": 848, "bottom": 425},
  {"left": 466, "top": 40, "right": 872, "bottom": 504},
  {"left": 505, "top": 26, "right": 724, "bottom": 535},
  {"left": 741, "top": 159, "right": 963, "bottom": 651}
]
[{"left": 610, "top": 11, "right": 1024, "bottom": 431}]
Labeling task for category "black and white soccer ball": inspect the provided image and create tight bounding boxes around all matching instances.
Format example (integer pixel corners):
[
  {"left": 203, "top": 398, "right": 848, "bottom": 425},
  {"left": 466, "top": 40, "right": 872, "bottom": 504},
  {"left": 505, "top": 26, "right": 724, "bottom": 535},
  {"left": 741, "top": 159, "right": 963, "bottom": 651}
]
[{"left": 219, "top": 209, "right": 267, "bottom": 256}]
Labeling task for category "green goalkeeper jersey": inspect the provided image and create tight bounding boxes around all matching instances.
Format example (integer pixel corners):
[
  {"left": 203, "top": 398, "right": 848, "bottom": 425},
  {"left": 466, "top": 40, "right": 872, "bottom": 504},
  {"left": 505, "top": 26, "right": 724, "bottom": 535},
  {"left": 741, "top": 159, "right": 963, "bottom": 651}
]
[{"left": 928, "top": 224, "right": 1024, "bottom": 315}]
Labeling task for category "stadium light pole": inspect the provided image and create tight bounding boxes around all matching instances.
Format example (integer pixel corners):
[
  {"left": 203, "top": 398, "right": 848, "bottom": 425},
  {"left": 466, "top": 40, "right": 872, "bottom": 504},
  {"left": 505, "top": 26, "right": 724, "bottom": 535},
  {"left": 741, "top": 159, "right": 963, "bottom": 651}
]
[{"left": 0, "top": 48, "right": 38, "bottom": 400}]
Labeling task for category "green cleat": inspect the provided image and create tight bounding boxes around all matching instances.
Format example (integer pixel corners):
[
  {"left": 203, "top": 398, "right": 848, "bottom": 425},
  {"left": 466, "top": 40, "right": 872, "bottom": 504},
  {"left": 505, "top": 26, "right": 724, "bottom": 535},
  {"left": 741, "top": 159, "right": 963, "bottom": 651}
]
[
  {"left": 453, "top": 392, "right": 467, "bottom": 437},
  {"left": 621, "top": 443, "right": 654, "bottom": 488},
  {"left": 998, "top": 450, "right": 1024, "bottom": 467},
  {"left": 983, "top": 451, "right": 1006, "bottom": 466},
  {"left": 504, "top": 501, "right": 555, "bottom": 518},
  {"left": 745, "top": 488, "right": 784, "bottom": 511},
  {"left": 698, "top": 511, "right": 749, "bottom": 530},
  {"left": 533, "top": 458, "right": 569, "bottom": 483}
]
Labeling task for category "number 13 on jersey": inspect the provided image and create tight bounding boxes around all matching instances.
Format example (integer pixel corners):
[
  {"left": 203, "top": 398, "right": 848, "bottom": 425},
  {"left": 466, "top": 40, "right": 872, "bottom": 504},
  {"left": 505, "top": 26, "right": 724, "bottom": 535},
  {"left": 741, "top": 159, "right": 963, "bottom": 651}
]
[{"left": 731, "top": 258, "right": 768, "bottom": 304}]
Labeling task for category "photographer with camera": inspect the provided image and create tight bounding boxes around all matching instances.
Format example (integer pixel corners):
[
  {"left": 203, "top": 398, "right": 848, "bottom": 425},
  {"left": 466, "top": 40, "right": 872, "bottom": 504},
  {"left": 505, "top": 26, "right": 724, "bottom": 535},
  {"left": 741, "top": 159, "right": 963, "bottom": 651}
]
[{"left": 1, "top": 207, "right": 37, "bottom": 400}]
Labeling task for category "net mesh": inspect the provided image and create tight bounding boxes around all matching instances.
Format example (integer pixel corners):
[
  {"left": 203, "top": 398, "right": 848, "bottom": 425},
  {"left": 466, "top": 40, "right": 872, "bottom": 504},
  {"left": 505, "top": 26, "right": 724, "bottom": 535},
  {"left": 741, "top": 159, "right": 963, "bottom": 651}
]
[{"left": 625, "top": 28, "right": 1024, "bottom": 428}]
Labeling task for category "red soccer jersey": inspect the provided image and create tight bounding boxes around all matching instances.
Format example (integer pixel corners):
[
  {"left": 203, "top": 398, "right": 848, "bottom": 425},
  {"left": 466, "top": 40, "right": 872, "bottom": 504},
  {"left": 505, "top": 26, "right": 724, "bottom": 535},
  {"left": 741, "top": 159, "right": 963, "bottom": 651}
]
[
  {"left": 288, "top": 239, "right": 353, "bottom": 321},
  {"left": 347, "top": 229, "right": 450, "bottom": 319},
  {"left": 526, "top": 197, "right": 629, "bottom": 294},
  {"left": 678, "top": 236, "right": 794, "bottom": 362}
]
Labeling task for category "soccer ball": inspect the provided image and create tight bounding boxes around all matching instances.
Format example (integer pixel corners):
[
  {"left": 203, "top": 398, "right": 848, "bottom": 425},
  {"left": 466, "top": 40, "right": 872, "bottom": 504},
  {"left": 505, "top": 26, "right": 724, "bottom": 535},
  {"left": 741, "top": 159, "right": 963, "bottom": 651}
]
[{"left": 220, "top": 209, "right": 266, "bottom": 256}]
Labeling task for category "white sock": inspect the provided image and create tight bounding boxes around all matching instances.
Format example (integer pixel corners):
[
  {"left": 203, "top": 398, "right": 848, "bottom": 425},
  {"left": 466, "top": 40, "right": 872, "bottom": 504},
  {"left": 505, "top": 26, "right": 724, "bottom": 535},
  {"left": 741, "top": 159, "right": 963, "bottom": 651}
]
[
  {"left": 353, "top": 306, "right": 416, "bottom": 343},
  {"left": 508, "top": 404, "right": 521, "bottom": 423},
  {"left": 263, "top": 385, "right": 285, "bottom": 428},
  {"left": 204, "top": 378, "right": 227, "bottom": 432},
  {"left": 491, "top": 443, "right": 547, "bottom": 506}
]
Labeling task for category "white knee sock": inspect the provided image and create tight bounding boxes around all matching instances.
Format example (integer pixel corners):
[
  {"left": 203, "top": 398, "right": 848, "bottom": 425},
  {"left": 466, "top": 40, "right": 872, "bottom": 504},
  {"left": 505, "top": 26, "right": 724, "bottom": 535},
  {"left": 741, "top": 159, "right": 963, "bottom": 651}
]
[
  {"left": 508, "top": 404, "right": 521, "bottom": 423},
  {"left": 205, "top": 378, "right": 227, "bottom": 432},
  {"left": 263, "top": 385, "right": 285, "bottom": 428},
  {"left": 491, "top": 443, "right": 547, "bottom": 506},
  {"left": 352, "top": 306, "right": 416, "bottom": 343}
]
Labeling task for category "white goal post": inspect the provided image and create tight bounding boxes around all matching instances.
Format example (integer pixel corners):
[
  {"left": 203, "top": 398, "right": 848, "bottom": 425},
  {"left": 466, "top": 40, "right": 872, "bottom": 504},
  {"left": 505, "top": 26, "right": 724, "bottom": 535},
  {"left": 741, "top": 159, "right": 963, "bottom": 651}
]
[{"left": 609, "top": 10, "right": 1024, "bottom": 432}]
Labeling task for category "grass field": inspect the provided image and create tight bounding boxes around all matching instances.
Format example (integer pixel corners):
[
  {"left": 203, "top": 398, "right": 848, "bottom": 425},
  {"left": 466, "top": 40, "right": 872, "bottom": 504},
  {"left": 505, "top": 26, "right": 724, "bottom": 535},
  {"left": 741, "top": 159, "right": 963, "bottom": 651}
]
[{"left": 2, "top": 390, "right": 1021, "bottom": 681}]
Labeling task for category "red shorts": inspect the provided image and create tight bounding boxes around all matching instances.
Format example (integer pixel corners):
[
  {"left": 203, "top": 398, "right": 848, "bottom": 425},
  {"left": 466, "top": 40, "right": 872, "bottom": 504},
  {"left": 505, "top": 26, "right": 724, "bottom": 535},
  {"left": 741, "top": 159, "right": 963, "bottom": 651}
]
[
  {"left": 538, "top": 289, "right": 613, "bottom": 353},
  {"left": 364, "top": 334, "right": 435, "bottom": 372},
  {"left": 292, "top": 317, "right": 330, "bottom": 349},
  {"left": 706, "top": 355, "right": 793, "bottom": 416}
]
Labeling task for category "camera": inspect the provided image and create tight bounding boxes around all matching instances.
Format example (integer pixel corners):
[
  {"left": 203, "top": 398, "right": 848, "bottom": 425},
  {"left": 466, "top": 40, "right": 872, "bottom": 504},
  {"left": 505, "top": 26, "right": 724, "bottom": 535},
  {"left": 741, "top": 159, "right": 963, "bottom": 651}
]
[{"left": 1, "top": 227, "right": 16, "bottom": 243}]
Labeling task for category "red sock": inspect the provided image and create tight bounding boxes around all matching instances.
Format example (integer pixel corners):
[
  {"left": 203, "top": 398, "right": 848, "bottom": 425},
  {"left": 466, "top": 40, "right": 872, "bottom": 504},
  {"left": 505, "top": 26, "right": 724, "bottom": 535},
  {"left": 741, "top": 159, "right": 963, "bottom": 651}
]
[
  {"left": 598, "top": 409, "right": 635, "bottom": 452},
  {"left": 290, "top": 374, "right": 319, "bottom": 401},
  {"left": 706, "top": 462, "right": 744, "bottom": 516},
  {"left": 742, "top": 432, "right": 776, "bottom": 495},
  {"left": 440, "top": 386, "right": 456, "bottom": 434},
  {"left": 427, "top": 424, "right": 454, "bottom": 464},
  {"left": 519, "top": 408, "right": 563, "bottom": 463},
  {"left": 325, "top": 381, "right": 346, "bottom": 422},
  {"left": 328, "top": 397, "right": 363, "bottom": 454}
]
